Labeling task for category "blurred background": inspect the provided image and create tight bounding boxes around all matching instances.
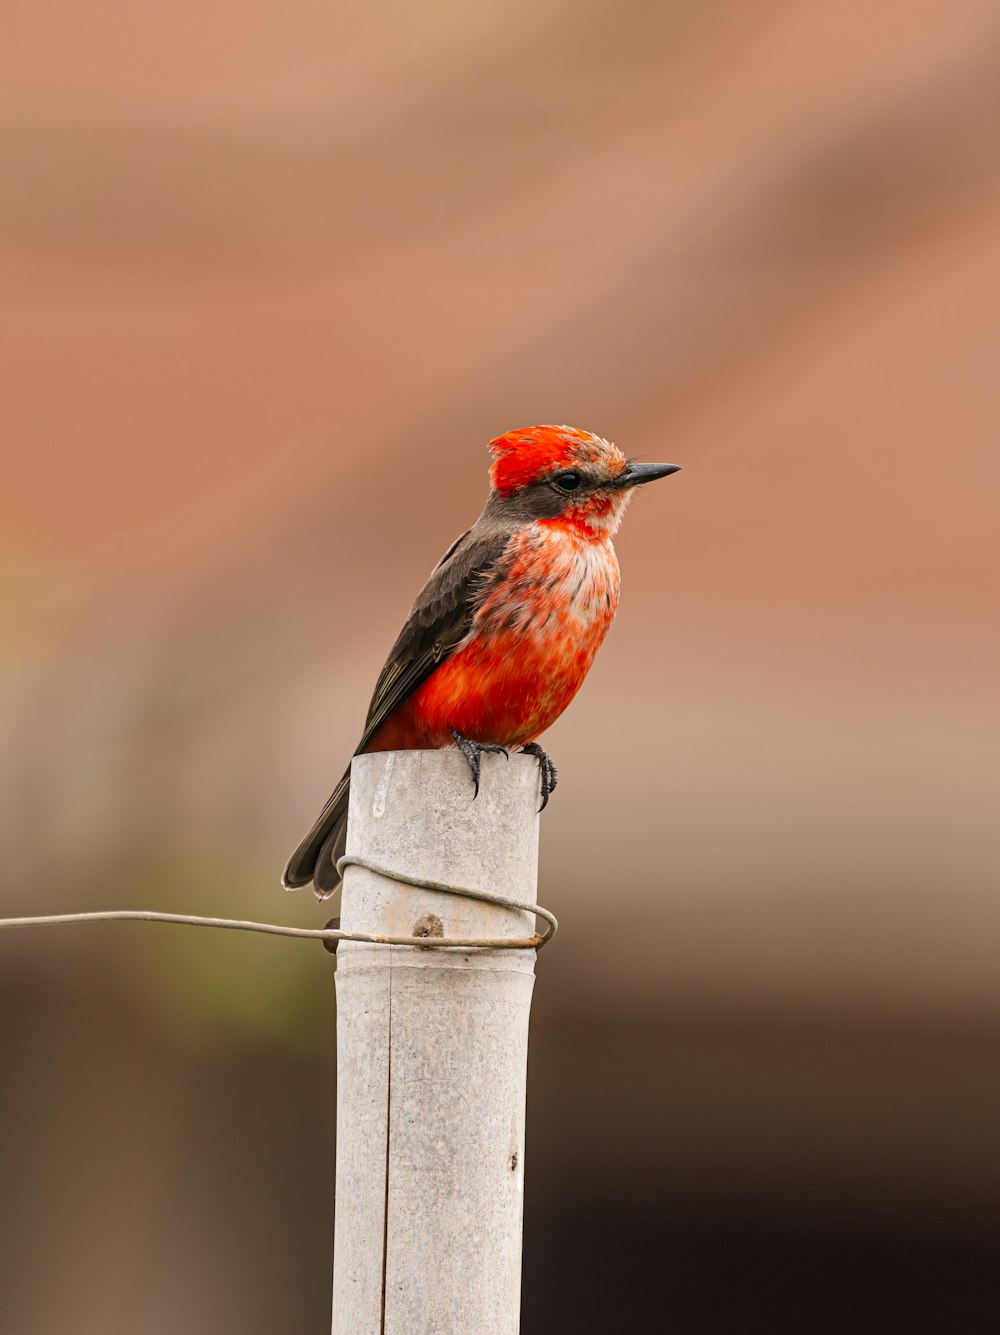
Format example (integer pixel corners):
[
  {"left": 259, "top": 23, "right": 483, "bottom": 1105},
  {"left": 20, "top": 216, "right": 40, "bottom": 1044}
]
[{"left": 2, "top": 1, "right": 999, "bottom": 1330}]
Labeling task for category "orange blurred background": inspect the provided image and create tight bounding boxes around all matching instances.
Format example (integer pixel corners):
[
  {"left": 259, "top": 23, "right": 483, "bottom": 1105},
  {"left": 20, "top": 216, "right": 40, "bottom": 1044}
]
[{"left": 2, "top": 2, "right": 999, "bottom": 1330}]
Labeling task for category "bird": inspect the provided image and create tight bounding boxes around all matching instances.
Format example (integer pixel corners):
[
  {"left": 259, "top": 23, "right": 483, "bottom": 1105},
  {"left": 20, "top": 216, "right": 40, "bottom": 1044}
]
[{"left": 283, "top": 425, "right": 680, "bottom": 898}]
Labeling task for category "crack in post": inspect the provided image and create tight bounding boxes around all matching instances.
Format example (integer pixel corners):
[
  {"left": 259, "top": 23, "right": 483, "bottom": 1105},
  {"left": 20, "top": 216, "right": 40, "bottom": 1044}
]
[{"left": 379, "top": 967, "right": 393, "bottom": 1333}]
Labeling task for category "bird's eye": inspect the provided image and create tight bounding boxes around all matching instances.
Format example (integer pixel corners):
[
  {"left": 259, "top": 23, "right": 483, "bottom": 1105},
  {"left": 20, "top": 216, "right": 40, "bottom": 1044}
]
[{"left": 552, "top": 470, "right": 583, "bottom": 493}]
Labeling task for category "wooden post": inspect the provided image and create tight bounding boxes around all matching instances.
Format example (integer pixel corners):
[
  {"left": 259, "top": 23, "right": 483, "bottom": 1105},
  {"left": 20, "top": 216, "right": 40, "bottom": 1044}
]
[{"left": 331, "top": 749, "right": 539, "bottom": 1335}]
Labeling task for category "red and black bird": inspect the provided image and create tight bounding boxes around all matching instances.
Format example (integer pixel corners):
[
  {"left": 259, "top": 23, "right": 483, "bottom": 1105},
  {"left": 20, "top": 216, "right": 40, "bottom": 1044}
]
[{"left": 283, "top": 425, "right": 679, "bottom": 898}]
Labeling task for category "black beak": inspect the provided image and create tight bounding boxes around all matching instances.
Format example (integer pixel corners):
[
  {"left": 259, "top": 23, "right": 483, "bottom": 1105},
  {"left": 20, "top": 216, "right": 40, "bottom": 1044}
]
[{"left": 613, "top": 461, "right": 681, "bottom": 488}]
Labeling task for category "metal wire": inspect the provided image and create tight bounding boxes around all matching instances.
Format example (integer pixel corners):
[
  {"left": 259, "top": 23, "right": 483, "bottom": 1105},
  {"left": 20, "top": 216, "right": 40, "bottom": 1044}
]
[
  {"left": 335, "top": 854, "right": 558, "bottom": 949},
  {"left": 0, "top": 860, "right": 557, "bottom": 952}
]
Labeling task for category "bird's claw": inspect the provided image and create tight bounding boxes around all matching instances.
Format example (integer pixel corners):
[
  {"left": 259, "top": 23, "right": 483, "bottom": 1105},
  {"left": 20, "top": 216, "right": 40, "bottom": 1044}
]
[
  {"left": 450, "top": 729, "right": 508, "bottom": 798},
  {"left": 521, "top": 743, "right": 558, "bottom": 811}
]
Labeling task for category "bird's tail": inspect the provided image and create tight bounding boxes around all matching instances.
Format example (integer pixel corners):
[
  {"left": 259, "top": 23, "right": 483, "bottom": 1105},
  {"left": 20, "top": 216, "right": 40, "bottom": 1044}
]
[{"left": 282, "top": 766, "right": 351, "bottom": 900}]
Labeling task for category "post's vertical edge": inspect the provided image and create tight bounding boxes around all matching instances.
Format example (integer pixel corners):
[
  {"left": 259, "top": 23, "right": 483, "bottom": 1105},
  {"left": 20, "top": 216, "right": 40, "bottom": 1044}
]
[
  {"left": 331, "top": 749, "right": 540, "bottom": 1335},
  {"left": 331, "top": 948, "right": 391, "bottom": 1333}
]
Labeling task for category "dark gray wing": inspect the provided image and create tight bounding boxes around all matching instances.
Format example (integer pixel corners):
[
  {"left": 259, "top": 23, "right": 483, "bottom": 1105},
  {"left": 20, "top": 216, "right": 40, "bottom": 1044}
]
[
  {"left": 354, "top": 525, "right": 510, "bottom": 753},
  {"left": 281, "top": 525, "right": 510, "bottom": 894}
]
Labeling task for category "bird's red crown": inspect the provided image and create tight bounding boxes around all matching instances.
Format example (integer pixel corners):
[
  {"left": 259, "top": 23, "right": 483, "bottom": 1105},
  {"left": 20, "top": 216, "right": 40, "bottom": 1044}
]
[{"left": 488, "top": 425, "right": 624, "bottom": 495}]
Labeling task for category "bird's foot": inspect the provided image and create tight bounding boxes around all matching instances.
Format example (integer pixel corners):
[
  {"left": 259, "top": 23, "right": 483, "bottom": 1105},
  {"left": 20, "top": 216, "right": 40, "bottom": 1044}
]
[
  {"left": 450, "top": 728, "right": 509, "bottom": 798},
  {"left": 521, "top": 743, "right": 558, "bottom": 811}
]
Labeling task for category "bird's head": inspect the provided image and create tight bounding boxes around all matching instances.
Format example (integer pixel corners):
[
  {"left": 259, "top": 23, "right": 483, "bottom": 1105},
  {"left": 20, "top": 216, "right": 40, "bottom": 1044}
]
[{"left": 487, "top": 425, "right": 679, "bottom": 538}]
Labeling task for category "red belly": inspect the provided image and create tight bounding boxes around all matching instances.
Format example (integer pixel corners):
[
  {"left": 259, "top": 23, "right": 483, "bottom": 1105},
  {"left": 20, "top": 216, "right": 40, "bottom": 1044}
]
[{"left": 372, "top": 634, "right": 595, "bottom": 751}]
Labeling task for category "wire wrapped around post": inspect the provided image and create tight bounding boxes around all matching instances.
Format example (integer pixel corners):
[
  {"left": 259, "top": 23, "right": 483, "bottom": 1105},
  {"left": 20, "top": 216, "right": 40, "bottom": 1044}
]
[{"left": 0, "top": 748, "right": 552, "bottom": 1335}]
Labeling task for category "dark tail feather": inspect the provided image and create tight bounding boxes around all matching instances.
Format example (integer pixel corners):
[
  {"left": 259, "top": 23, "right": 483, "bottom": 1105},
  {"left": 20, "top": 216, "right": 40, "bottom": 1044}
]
[
  {"left": 282, "top": 768, "right": 351, "bottom": 899},
  {"left": 314, "top": 816, "right": 349, "bottom": 899}
]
